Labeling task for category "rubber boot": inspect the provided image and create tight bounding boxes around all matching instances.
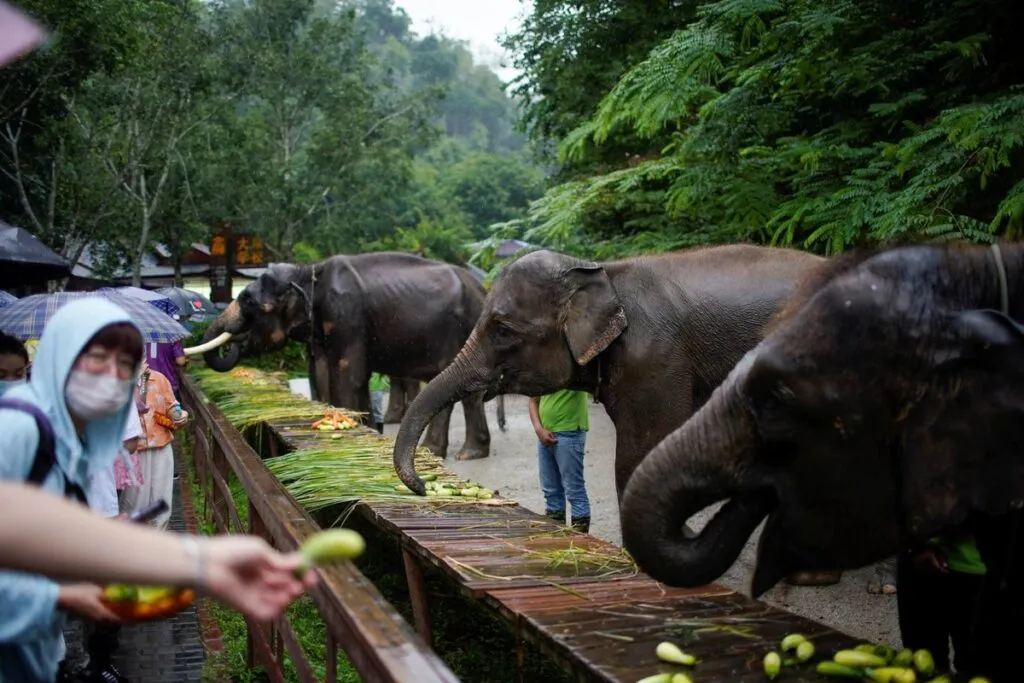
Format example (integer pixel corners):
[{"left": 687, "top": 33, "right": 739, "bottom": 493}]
[
  {"left": 571, "top": 516, "right": 590, "bottom": 534},
  {"left": 375, "top": 422, "right": 384, "bottom": 434},
  {"left": 544, "top": 509, "right": 565, "bottom": 524}
]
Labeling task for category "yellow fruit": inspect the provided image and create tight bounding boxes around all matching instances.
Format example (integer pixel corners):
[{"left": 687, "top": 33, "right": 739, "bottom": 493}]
[
  {"left": 297, "top": 529, "right": 366, "bottom": 574},
  {"left": 764, "top": 651, "right": 782, "bottom": 680},
  {"left": 781, "top": 633, "right": 807, "bottom": 651},
  {"left": 834, "top": 649, "right": 888, "bottom": 668},
  {"left": 796, "top": 640, "right": 815, "bottom": 662},
  {"left": 655, "top": 642, "right": 697, "bottom": 666},
  {"left": 913, "top": 650, "right": 935, "bottom": 676}
]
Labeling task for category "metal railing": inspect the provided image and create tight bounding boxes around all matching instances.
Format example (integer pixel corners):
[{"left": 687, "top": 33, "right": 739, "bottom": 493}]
[{"left": 180, "top": 374, "right": 460, "bottom": 683}]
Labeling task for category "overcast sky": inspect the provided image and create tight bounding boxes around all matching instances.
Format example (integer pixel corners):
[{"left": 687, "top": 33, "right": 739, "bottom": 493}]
[{"left": 394, "top": 0, "right": 531, "bottom": 82}]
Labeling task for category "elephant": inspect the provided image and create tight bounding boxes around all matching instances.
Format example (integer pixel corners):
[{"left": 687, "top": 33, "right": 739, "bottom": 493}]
[
  {"left": 183, "top": 251, "right": 506, "bottom": 459},
  {"left": 617, "top": 242, "right": 1024, "bottom": 612},
  {"left": 392, "top": 245, "right": 827, "bottom": 506}
]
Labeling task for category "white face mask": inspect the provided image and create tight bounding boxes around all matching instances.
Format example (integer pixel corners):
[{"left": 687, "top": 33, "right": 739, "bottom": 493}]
[
  {"left": 65, "top": 371, "right": 132, "bottom": 421},
  {"left": 0, "top": 379, "right": 25, "bottom": 397}
]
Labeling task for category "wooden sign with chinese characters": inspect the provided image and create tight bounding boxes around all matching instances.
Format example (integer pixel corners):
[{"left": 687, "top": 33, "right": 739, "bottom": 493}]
[
  {"left": 208, "top": 224, "right": 233, "bottom": 303},
  {"left": 233, "top": 234, "right": 265, "bottom": 266},
  {"left": 207, "top": 226, "right": 267, "bottom": 303}
]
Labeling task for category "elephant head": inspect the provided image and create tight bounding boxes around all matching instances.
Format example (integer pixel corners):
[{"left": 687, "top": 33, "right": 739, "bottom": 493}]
[
  {"left": 183, "top": 263, "right": 312, "bottom": 371},
  {"left": 619, "top": 245, "right": 1024, "bottom": 597},
  {"left": 393, "top": 249, "right": 627, "bottom": 493}
]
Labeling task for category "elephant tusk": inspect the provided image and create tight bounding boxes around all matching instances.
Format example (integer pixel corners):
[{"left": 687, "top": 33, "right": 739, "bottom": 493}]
[{"left": 182, "top": 332, "right": 233, "bottom": 356}]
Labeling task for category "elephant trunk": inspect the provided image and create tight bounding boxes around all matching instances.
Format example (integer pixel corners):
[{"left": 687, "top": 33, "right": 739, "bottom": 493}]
[
  {"left": 393, "top": 331, "right": 490, "bottom": 494},
  {"left": 620, "top": 359, "right": 772, "bottom": 588},
  {"left": 189, "top": 300, "right": 244, "bottom": 372}
]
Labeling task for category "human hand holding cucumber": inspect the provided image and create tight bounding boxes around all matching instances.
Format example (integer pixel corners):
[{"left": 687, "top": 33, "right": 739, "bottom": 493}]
[
  {"left": 100, "top": 529, "right": 366, "bottom": 623},
  {"left": 170, "top": 529, "right": 364, "bottom": 621}
]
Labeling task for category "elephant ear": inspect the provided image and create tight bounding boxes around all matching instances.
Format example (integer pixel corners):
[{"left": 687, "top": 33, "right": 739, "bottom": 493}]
[
  {"left": 562, "top": 262, "right": 627, "bottom": 365},
  {"left": 899, "top": 308, "right": 1024, "bottom": 541}
]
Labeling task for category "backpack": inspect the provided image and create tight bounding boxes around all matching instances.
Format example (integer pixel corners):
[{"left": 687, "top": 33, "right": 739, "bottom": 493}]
[{"left": 0, "top": 397, "right": 88, "bottom": 505}]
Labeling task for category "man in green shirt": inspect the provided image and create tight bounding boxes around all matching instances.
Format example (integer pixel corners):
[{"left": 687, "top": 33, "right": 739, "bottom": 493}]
[
  {"left": 369, "top": 373, "right": 390, "bottom": 434},
  {"left": 528, "top": 389, "right": 591, "bottom": 533}
]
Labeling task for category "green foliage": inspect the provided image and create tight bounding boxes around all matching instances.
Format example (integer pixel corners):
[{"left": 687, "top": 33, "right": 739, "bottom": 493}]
[
  {"left": 1, "top": 0, "right": 545, "bottom": 279},
  {"left": 511, "top": 0, "right": 1024, "bottom": 258}
]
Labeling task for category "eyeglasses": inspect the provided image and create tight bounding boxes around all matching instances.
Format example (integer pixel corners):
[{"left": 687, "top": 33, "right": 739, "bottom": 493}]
[{"left": 78, "top": 347, "right": 137, "bottom": 379}]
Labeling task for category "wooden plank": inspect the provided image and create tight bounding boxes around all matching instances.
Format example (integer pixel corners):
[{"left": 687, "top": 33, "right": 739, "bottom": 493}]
[{"left": 487, "top": 582, "right": 853, "bottom": 683}]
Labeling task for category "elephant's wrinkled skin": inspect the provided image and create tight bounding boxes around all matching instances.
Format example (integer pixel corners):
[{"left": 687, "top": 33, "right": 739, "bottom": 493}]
[
  {"left": 619, "top": 242, "right": 1024, "bottom": 604},
  {"left": 393, "top": 245, "right": 826, "bottom": 502},
  {"left": 192, "top": 251, "right": 504, "bottom": 460}
]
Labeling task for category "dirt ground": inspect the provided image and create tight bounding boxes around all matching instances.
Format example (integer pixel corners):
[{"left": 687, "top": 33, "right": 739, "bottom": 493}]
[{"left": 381, "top": 393, "right": 902, "bottom": 647}]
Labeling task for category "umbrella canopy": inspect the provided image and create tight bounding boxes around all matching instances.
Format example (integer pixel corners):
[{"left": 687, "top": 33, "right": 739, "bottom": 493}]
[
  {"left": 155, "top": 287, "right": 217, "bottom": 322},
  {"left": 0, "top": 290, "right": 16, "bottom": 309},
  {"left": 98, "top": 286, "right": 179, "bottom": 317},
  {"left": 0, "top": 222, "right": 71, "bottom": 287},
  {"left": 0, "top": 291, "right": 189, "bottom": 343}
]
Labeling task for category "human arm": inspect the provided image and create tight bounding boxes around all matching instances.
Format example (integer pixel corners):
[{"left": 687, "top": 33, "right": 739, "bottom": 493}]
[
  {"left": 528, "top": 397, "right": 557, "bottom": 445},
  {"left": 0, "top": 482, "right": 317, "bottom": 621},
  {"left": 173, "top": 340, "right": 188, "bottom": 367},
  {"left": 0, "top": 411, "right": 115, "bottom": 638}
]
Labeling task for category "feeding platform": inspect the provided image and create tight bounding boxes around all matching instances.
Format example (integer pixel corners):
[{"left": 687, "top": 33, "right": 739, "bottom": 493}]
[{"left": 190, "top": 366, "right": 871, "bottom": 683}]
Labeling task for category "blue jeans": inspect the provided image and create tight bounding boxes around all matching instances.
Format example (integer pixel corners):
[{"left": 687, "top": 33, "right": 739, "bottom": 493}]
[
  {"left": 537, "top": 429, "right": 590, "bottom": 519},
  {"left": 370, "top": 390, "right": 385, "bottom": 423}
]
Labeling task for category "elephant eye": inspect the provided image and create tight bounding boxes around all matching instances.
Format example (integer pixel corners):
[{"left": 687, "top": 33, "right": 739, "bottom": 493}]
[{"left": 491, "top": 320, "right": 517, "bottom": 347}]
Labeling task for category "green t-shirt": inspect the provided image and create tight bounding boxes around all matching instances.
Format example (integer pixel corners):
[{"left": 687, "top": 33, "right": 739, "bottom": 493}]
[
  {"left": 928, "top": 533, "right": 987, "bottom": 575},
  {"left": 539, "top": 389, "right": 589, "bottom": 433},
  {"left": 369, "top": 373, "right": 390, "bottom": 392}
]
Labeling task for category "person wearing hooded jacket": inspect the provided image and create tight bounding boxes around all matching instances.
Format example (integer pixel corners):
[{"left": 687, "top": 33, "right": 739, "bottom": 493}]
[{"left": 0, "top": 298, "right": 146, "bottom": 683}]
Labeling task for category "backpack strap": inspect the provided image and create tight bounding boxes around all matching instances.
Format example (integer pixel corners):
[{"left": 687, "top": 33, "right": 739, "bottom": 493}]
[{"left": 0, "top": 397, "right": 88, "bottom": 505}]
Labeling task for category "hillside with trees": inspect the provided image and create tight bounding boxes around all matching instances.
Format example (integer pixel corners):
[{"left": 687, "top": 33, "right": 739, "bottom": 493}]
[{"left": 0, "top": 0, "right": 545, "bottom": 282}]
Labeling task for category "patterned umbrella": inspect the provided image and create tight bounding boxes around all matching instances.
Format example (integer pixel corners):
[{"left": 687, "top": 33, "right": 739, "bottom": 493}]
[
  {"left": 98, "top": 286, "right": 180, "bottom": 317},
  {"left": 0, "top": 291, "right": 189, "bottom": 342}
]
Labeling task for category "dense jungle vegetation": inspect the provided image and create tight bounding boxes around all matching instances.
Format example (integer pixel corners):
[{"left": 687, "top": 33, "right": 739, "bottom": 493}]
[
  {"left": 476, "top": 0, "right": 1024, "bottom": 268},
  {"left": 3, "top": 0, "right": 1022, "bottom": 278}
]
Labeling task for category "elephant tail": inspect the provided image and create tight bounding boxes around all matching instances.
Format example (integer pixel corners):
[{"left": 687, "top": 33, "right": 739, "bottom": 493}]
[{"left": 497, "top": 393, "right": 507, "bottom": 432}]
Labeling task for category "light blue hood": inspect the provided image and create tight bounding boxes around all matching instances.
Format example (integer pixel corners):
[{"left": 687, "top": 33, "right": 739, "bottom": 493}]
[
  {"left": 4, "top": 296, "right": 141, "bottom": 480},
  {"left": 0, "top": 297, "right": 142, "bottom": 683}
]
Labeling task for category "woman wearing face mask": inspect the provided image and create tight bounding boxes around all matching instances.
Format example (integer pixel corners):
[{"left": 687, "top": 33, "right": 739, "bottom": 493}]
[
  {"left": 0, "top": 298, "right": 147, "bottom": 683},
  {"left": 0, "top": 331, "right": 29, "bottom": 395}
]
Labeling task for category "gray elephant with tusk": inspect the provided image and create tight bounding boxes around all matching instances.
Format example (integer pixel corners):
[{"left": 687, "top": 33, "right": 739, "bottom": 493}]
[
  {"left": 183, "top": 251, "right": 506, "bottom": 460},
  {"left": 392, "top": 246, "right": 832, "bottom": 553},
  {"left": 618, "top": 242, "right": 1024, "bottom": 613}
]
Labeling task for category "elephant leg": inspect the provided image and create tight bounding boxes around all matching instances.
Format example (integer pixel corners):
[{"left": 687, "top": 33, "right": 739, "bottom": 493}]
[
  {"left": 404, "top": 379, "right": 422, "bottom": 404},
  {"left": 383, "top": 377, "right": 408, "bottom": 423},
  {"left": 309, "top": 345, "right": 330, "bottom": 403},
  {"left": 454, "top": 391, "right": 491, "bottom": 461},
  {"left": 327, "top": 345, "right": 372, "bottom": 424},
  {"left": 420, "top": 403, "right": 453, "bottom": 459}
]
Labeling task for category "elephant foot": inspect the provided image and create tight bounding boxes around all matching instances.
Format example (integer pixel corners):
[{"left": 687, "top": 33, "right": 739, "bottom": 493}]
[
  {"left": 785, "top": 570, "right": 843, "bottom": 587},
  {"left": 420, "top": 441, "right": 448, "bottom": 459},
  {"left": 867, "top": 580, "right": 898, "bottom": 595},
  {"left": 454, "top": 445, "right": 489, "bottom": 461}
]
